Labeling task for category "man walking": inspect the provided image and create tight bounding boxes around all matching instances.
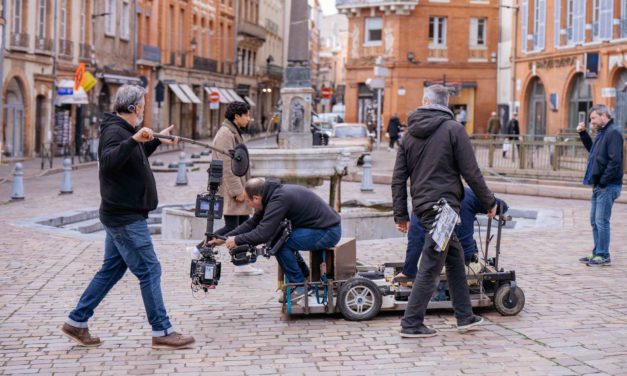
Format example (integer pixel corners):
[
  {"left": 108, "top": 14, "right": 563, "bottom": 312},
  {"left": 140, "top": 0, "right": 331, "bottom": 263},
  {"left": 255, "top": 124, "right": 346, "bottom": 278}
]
[
  {"left": 61, "top": 85, "right": 195, "bottom": 349},
  {"left": 577, "top": 104, "right": 623, "bottom": 266},
  {"left": 387, "top": 113, "right": 402, "bottom": 151},
  {"left": 392, "top": 85, "right": 497, "bottom": 338}
]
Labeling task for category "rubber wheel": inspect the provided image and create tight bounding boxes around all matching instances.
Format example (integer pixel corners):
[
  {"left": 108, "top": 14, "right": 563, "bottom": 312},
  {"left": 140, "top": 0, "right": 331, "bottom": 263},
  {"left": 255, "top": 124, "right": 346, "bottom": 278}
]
[
  {"left": 494, "top": 284, "right": 525, "bottom": 316},
  {"left": 338, "top": 277, "right": 382, "bottom": 321}
]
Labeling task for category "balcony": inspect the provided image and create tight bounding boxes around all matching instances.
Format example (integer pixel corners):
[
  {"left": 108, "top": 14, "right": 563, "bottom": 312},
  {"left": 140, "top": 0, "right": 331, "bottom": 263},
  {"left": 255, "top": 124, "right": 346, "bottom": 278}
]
[
  {"left": 79, "top": 43, "right": 92, "bottom": 61},
  {"left": 263, "top": 64, "right": 283, "bottom": 79},
  {"left": 170, "top": 52, "right": 177, "bottom": 65},
  {"left": 427, "top": 48, "right": 448, "bottom": 62},
  {"left": 10, "top": 33, "right": 29, "bottom": 50},
  {"left": 34, "top": 37, "right": 54, "bottom": 55},
  {"left": 238, "top": 20, "right": 266, "bottom": 42},
  {"left": 336, "top": 0, "right": 418, "bottom": 16},
  {"left": 138, "top": 44, "right": 161, "bottom": 63},
  {"left": 193, "top": 56, "right": 218, "bottom": 72},
  {"left": 468, "top": 48, "right": 488, "bottom": 62},
  {"left": 59, "top": 39, "right": 73, "bottom": 59}
]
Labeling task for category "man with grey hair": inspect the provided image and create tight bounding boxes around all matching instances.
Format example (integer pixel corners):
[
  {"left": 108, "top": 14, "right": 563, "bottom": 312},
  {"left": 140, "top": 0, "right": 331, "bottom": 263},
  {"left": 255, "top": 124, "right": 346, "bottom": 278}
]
[
  {"left": 62, "top": 85, "right": 195, "bottom": 349},
  {"left": 577, "top": 104, "right": 623, "bottom": 266},
  {"left": 392, "top": 84, "right": 497, "bottom": 338}
]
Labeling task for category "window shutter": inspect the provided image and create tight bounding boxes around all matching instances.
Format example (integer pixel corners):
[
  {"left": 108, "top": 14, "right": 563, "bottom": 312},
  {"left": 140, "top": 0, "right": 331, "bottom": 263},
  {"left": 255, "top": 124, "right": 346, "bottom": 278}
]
[
  {"left": 522, "top": 0, "right": 529, "bottom": 51},
  {"left": 554, "top": 0, "right": 561, "bottom": 47},
  {"left": 599, "top": 0, "right": 613, "bottom": 40},
  {"left": 537, "top": 0, "right": 546, "bottom": 50},
  {"left": 470, "top": 18, "right": 478, "bottom": 47}
]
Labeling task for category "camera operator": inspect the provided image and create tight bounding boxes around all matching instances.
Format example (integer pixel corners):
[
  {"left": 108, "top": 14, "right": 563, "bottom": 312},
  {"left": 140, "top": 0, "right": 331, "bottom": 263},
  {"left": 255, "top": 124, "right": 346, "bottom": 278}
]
[
  {"left": 61, "top": 85, "right": 195, "bottom": 350},
  {"left": 212, "top": 101, "right": 263, "bottom": 276},
  {"left": 209, "top": 178, "right": 342, "bottom": 299}
]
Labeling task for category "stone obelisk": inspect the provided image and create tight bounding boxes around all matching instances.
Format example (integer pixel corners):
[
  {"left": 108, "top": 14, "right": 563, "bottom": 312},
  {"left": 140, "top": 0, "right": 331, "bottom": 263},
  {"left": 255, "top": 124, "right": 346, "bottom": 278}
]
[{"left": 278, "top": 0, "right": 315, "bottom": 149}]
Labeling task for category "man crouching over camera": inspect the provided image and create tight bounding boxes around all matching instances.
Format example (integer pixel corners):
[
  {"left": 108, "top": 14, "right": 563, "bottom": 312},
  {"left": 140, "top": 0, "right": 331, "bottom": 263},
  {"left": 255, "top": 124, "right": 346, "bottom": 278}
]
[
  {"left": 61, "top": 85, "right": 195, "bottom": 350},
  {"left": 210, "top": 178, "right": 342, "bottom": 299}
]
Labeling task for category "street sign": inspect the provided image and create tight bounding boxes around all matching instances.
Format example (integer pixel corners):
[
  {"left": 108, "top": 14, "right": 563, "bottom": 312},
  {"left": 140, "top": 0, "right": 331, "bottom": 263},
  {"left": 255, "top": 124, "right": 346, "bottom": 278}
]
[
  {"left": 365, "top": 78, "right": 385, "bottom": 90},
  {"left": 374, "top": 66, "right": 389, "bottom": 77},
  {"left": 321, "top": 87, "right": 332, "bottom": 99},
  {"left": 210, "top": 91, "right": 220, "bottom": 103}
]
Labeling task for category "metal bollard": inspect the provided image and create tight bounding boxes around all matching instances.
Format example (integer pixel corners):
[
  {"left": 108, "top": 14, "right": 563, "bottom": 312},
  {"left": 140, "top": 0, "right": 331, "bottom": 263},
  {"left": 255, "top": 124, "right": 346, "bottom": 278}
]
[
  {"left": 11, "top": 163, "right": 25, "bottom": 200},
  {"left": 60, "top": 158, "right": 73, "bottom": 194},
  {"left": 360, "top": 154, "right": 374, "bottom": 192},
  {"left": 175, "top": 152, "right": 188, "bottom": 186}
]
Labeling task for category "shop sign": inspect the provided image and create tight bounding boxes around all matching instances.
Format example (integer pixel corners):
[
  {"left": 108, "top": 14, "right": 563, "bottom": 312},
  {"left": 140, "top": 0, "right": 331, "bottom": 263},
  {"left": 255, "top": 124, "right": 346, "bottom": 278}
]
[{"left": 529, "top": 56, "right": 577, "bottom": 70}]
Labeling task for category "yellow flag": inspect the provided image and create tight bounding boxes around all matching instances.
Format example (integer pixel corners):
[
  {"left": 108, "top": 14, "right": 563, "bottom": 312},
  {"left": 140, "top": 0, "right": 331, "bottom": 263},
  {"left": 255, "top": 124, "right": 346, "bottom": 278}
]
[{"left": 81, "top": 71, "right": 97, "bottom": 92}]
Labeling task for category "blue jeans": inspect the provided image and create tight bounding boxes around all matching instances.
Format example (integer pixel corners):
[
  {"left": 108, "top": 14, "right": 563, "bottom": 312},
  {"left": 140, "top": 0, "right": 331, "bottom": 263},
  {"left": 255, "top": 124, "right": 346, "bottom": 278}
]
[
  {"left": 67, "top": 220, "right": 174, "bottom": 337},
  {"left": 590, "top": 184, "right": 622, "bottom": 259},
  {"left": 276, "top": 224, "right": 342, "bottom": 283}
]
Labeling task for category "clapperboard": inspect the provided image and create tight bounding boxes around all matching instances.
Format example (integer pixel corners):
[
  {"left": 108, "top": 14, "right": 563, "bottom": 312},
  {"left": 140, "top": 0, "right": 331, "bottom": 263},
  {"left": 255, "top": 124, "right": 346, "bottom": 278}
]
[{"left": 429, "top": 199, "right": 460, "bottom": 252}]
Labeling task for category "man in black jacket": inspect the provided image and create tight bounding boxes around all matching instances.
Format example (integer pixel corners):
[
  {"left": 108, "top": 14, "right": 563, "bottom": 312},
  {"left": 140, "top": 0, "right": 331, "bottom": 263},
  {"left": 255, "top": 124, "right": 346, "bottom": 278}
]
[
  {"left": 577, "top": 104, "right": 624, "bottom": 267},
  {"left": 392, "top": 84, "right": 497, "bottom": 338},
  {"left": 211, "top": 178, "right": 342, "bottom": 297},
  {"left": 387, "top": 113, "right": 402, "bottom": 151},
  {"left": 62, "top": 85, "right": 195, "bottom": 349}
]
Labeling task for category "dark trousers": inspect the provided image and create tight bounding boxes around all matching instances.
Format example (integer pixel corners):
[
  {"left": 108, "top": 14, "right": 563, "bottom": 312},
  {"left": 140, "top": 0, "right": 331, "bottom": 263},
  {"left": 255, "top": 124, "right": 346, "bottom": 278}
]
[
  {"left": 401, "top": 212, "right": 474, "bottom": 329},
  {"left": 215, "top": 215, "right": 249, "bottom": 236},
  {"left": 389, "top": 136, "right": 399, "bottom": 149}
]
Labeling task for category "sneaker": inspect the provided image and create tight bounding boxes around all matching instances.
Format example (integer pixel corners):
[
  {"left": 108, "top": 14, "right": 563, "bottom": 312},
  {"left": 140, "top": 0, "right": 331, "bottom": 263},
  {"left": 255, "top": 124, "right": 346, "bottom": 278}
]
[
  {"left": 152, "top": 332, "right": 195, "bottom": 350},
  {"left": 579, "top": 255, "right": 593, "bottom": 263},
  {"left": 61, "top": 323, "right": 102, "bottom": 347},
  {"left": 586, "top": 256, "right": 611, "bottom": 267},
  {"left": 457, "top": 315, "right": 483, "bottom": 332},
  {"left": 289, "top": 286, "right": 311, "bottom": 301},
  {"left": 234, "top": 264, "right": 264, "bottom": 275},
  {"left": 400, "top": 325, "right": 437, "bottom": 338}
]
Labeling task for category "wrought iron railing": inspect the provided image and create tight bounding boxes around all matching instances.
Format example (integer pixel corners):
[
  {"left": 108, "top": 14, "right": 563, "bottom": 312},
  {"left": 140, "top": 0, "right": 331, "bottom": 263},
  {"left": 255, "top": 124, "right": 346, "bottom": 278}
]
[
  {"left": 193, "top": 56, "right": 218, "bottom": 72},
  {"left": 10, "top": 33, "right": 29, "bottom": 49}
]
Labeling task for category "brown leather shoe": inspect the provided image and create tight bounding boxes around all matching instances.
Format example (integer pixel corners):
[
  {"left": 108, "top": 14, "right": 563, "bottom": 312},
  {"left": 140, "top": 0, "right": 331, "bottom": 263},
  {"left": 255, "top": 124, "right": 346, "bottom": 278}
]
[
  {"left": 152, "top": 332, "right": 195, "bottom": 350},
  {"left": 61, "top": 323, "right": 102, "bottom": 347}
]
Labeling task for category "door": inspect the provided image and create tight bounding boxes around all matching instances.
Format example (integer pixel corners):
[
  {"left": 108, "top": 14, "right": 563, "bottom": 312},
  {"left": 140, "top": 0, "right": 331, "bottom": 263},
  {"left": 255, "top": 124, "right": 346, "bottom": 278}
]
[{"left": 5, "top": 104, "right": 25, "bottom": 157}]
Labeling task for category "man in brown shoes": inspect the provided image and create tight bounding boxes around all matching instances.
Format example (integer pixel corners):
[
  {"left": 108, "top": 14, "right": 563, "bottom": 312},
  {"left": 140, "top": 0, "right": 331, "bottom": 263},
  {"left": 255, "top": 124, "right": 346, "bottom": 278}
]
[{"left": 61, "top": 85, "right": 194, "bottom": 350}]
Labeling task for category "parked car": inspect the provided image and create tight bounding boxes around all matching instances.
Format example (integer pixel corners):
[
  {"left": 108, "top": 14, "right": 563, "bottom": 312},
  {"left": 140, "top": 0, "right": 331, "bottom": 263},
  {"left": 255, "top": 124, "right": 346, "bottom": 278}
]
[{"left": 329, "top": 123, "right": 374, "bottom": 165}]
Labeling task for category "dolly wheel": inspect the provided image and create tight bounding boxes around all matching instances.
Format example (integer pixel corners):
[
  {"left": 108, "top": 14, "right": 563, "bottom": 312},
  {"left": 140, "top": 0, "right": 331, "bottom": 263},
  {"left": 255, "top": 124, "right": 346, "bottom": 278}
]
[
  {"left": 338, "top": 277, "right": 382, "bottom": 321},
  {"left": 494, "top": 284, "right": 525, "bottom": 316}
]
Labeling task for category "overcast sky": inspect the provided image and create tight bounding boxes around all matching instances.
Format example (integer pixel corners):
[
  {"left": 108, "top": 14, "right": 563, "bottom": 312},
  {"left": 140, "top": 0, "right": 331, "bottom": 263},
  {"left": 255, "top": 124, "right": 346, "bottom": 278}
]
[{"left": 319, "top": 0, "right": 338, "bottom": 15}]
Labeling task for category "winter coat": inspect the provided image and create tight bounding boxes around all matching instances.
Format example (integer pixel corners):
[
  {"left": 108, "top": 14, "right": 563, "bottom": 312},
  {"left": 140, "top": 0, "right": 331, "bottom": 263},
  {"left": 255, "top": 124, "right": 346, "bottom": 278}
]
[
  {"left": 387, "top": 116, "right": 402, "bottom": 138},
  {"left": 391, "top": 105, "right": 496, "bottom": 221},
  {"left": 580, "top": 120, "right": 624, "bottom": 187},
  {"left": 98, "top": 113, "right": 162, "bottom": 227},
  {"left": 213, "top": 119, "right": 252, "bottom": 216},
  {"left": 487, "top": 116, "right": 501, "bottom": 135}
]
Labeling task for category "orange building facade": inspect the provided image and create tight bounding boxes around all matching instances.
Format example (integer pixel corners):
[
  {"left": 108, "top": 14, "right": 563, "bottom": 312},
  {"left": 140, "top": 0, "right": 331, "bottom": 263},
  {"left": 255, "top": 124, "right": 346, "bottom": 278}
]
[
  {"left": 513, "top": 0, "right": 627, "bottom": 136},
  {"left": 337, "top": 0, "right": 499, "bottom": 134}
]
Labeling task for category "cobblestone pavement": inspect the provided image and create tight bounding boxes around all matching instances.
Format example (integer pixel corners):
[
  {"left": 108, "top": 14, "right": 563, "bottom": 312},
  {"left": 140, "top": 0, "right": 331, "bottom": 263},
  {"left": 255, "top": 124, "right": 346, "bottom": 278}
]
[{"left": 1, "top": 146, "right": 627, "bottom": 375}]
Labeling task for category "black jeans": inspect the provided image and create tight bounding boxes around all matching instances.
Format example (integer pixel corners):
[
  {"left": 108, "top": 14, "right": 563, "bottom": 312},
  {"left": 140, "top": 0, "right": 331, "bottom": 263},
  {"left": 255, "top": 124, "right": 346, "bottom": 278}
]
[
  {"left": 215, "top": 215, "right": 250, "bottom": 236},
  {"left": 389, "top": 136, "right": 399, "bottom": 149},
  {"left": 401, "top": 211, "right": 474, "bottom": 329}
]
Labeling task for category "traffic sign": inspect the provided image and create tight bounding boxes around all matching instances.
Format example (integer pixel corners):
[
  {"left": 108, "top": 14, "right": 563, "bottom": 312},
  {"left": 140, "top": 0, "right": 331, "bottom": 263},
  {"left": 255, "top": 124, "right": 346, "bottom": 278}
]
[
  {"left": 209, "top": 91, "right": 220, "bottom": 103},
  {"left": 321, "top": 87, "right": 332, "bottom": 99}
]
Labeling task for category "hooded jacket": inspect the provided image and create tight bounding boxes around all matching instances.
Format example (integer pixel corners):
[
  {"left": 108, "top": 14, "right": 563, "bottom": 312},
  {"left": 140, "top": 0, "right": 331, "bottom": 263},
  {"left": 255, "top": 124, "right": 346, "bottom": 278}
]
[
  {"left": 579, "top": 119, "right": 624, "bottom": 187},
  {"left": 98, "top": 113, "right": 162, "bottom": 227},
  {"left": 228, "top": 180, "right": 341, "bottom": 245},
  {"left": 391, "top": 105, "right": 496, "bottom": 222}
]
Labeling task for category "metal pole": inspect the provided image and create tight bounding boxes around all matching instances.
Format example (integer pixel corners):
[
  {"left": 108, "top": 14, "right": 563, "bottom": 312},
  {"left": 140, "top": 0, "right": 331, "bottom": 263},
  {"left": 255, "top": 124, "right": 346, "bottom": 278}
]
[
  {"left": 376, "top": 87, "right": 382, "bottom": 148},
  {"left": 0, "top": 0, "right": 7, "bottom": 164}
]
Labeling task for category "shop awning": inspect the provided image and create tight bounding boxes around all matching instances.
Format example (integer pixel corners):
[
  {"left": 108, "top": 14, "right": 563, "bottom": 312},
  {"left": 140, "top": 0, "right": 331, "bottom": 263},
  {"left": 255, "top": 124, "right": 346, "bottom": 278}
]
[
  {"left": 228, "top": 89, "right": 245, "bottom": 102},
  {"left": 179, "top": 84, "right": 201, "bottom": 104},
  {"left": 102, "top": 73, "right": 142, "bottom": 86},
  {"left": 168, "top": 83, "right": 191, "bottom": 104},
  {"left": 220, "top": 88, "right": 236, "bottom": 103},
  {"left": 55, "top": 79, "right": 89, "bottom": 106},
  {"left": 244, "top": 96, "right": 256, "bottom": 107}
]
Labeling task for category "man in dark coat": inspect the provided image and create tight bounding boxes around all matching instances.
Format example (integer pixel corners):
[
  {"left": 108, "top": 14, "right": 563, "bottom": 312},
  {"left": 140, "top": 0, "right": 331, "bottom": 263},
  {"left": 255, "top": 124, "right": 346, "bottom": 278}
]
[
  {"left": 392, "top": 84, "right": 497, "bottom": 338},
  {"left": 387, "top": 113, "right": 402, "bottom": 150}
]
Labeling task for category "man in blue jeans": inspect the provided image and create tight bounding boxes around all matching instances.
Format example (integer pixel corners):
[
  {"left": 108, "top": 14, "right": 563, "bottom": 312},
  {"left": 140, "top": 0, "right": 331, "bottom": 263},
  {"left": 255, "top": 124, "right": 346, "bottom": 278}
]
[
  {"left": 62, "top": 85, "right": 195, "bottom": 349},
  {"left": 211, "top": 178, "right": 342, "bottom": 299},
  {"left": 577, "top": 104, "right": 624, "bottom": 267},
  {"left": 398, "top": 188, "right": 509, "bottom": 279}
]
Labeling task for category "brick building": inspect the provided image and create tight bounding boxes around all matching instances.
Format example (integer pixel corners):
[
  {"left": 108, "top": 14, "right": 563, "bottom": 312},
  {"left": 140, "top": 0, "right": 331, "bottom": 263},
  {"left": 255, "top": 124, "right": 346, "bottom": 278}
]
[
  {"left": 513, "top": 0, "right": 627, "bottom": 136},
  {"left": 337, "top": 0, "right": 499, "bottom": 135}
]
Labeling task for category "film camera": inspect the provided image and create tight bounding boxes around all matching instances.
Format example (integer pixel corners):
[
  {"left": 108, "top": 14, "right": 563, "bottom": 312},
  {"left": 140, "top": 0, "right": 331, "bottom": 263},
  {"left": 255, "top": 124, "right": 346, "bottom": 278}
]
[{"left": 228, "top": 219, "right": 292, "bottom": 266}]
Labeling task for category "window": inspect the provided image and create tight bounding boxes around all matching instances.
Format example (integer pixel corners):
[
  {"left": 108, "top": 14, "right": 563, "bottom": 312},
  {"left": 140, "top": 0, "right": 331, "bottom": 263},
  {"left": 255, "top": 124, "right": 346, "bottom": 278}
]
[
  {"left": 80, "top": 0, "right": 87, "bottom": 44},
  {"left": 13, "top": 0, "right": 22, "bottom": 34},
  {"left": 521, "top": 0, "right": 528, "bottom": 52},
  {"left": 533, "top": 0, "right": 546, "bottom": 50},
  {"left": 121, "top": 2, "right": 130, "bottom": 39},
  {"left": 364, "top": 17, "right": 382, "bottom": 44},
  {"left": 622, "top": 0, "right": 627, "bottom": 38},
  {"left": 105, "top": 0, "right": 116, "bottom": 36},
  {"left": 38, "top": 0, "right": 47, "bottom": 39},
  {"left": 429, "top": 16, "right": 447, "bottom": 47},
  {"left": 179, "top": 10, "right": 184, "bottom": 53},
  {"left": 593, "top": 0, "right": 613, "bottom": 41},
  {"left": 168, "top": 6, "right": 173, "bottom": 51},
  {"left": 568, "top": 0, "right": 586, "bottom": 44},
  {"left": 554, "top": 0, "right": 561, "bottom": 47},
  {"left": 60, "top": 0, "right": 67, "bottom": 40},
  {"left": 470, "top": 18, "right": 486, "bottom": 47}
]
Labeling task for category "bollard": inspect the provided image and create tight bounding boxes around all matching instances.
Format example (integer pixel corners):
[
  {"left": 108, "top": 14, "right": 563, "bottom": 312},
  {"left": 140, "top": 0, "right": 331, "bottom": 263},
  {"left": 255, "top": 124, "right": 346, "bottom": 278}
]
[
  {"left": 60, "top": 158, "right": 73, "bottom": 194},
  {"left": 11, "top": 163, "right": 25, "bottom": 200},
  {"left": 175, "top": 152, "right": 188, "bottom": 186},
  {"left": 360, "top": 154, "right": 374, "bottom": 192}
]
